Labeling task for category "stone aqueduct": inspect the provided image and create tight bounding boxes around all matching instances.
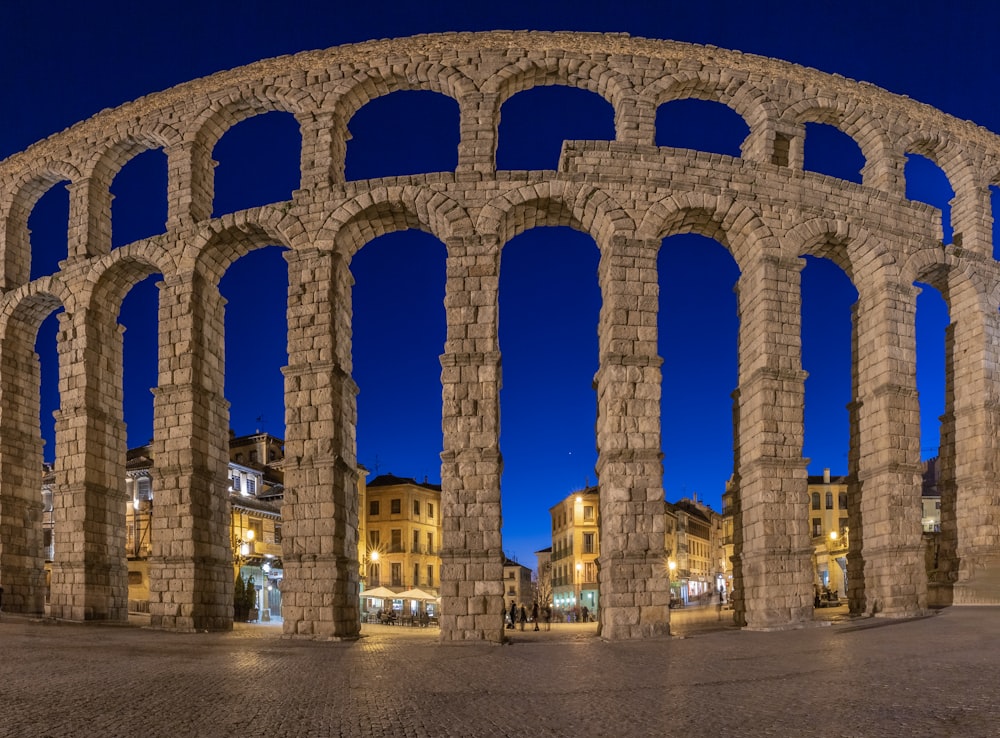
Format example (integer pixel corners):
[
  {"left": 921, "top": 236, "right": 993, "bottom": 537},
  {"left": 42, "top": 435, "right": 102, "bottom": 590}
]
[{"left": 1, "top": 31, "right": 999, "bottom": 641}]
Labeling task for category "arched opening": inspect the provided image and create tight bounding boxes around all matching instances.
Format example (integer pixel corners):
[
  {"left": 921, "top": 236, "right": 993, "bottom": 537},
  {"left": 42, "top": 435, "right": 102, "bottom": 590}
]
[
  {"left": 345, "top": 91, "right": 459, "bottom": 180},
  {"left": 120, "top": 275, "right": 160, "bottom": 449},
  {"left": 655, "top": 98, "right": 749, "bottom": 157},
  {"left": 28, "top": 181, "right": 70, "bottom": 281},
  {"left": 37, "top": 309, "right": 62, "bottom": 467},
  {"left": 905, "top": 153, "right": 955, "bottom": 244},
  {"left": 213, "top": 112, "right": 301, "bottom": 217},
  {"left": 800, "top": 255, "right": 856, "bottom": 477},
  {"left": 497, "top": 86, "right": 614, "bottom": 170},
  {"left": 499, "top": 225, "right": 600, "bottom": 616},
  {"left": 110, "top": 149, "right": 168, "bottom": 248},
  {"left": 351, "top": 229, "right": 446, "bottom": 603},
  {"left": 800, "top": 255, "right": 856, "bottom": 600},
  {"left": 802, "top": 123, "right": 865, "bottom": 183},
  {"left": 219, "top": 245, "right": 289, "bottom": 440},
  {"left": 658, "top": 233, "right": 740, "bottom": 606}
]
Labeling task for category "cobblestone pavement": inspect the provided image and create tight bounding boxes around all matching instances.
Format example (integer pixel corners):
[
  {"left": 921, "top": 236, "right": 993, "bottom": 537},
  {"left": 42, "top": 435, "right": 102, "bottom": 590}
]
[{"left": 1, "top": 606, "right": 998, "bottom": 737}]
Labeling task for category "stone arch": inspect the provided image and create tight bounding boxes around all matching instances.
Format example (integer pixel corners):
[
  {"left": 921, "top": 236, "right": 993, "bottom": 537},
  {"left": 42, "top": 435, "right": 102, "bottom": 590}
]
[
  {"left": 483, "top": 56, "right": 635, "bottom": 114},
  {"left": 187, "top": 207, "right": 304, "bottom": 287},
  {"left": 783, "top": 100, "right": 889, "bottom": 176},
  {"left": 83, "top": 122, "right": 184, "bottom": 187},
  {"left": 642, "top": 69, "right": 773, "bottom": 138},
  {"left": 637, "top": 192, "right": 777, "bottom": 270},
  {"left": 322, "top": 186, "right": 475, "bottom": 259},
  {"left": 476, "top": 182, "right": 635, "bottom": 252},
  {"left": 1, "top": 161, "right": 83, "bottom": 289},
  {"left": 784, "top": 218, "right": 901, "bottom": 285}
]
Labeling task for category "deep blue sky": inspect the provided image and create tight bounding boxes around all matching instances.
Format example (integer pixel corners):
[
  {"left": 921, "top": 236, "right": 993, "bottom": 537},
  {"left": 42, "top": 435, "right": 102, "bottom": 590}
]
[{"left": 3, "top": 1, "right": 993, "bottom": 566}]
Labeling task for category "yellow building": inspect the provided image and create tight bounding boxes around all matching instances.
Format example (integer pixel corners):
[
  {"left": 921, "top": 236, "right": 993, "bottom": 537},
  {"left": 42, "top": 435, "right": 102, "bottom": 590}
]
[
  {"left": 666, "top": 496, "right": 722, "bottom": 605},
  {"left": 808, "top": 468, "right": 850, "bottom": 599},
  {"left": 549, "top": 486, "right": 599, "bottom": 620},
  {"left": 362, "top": 474, "right": 441, "bottom": 595}
]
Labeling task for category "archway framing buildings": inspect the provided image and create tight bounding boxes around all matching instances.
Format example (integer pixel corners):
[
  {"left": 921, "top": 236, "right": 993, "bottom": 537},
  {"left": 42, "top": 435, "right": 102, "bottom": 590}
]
[{"left": 2, "top": 32, "right": 999, "bottom": 640}]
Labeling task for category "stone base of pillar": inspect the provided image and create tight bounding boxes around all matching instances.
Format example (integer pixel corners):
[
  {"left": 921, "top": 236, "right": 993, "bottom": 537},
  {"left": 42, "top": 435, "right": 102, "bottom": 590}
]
[
  {"left": 0, "top": 566, "right": 46, "bottom": 615},
  {"left": 739, "top": 549, "right": 813, "bottom": 631},
  {"left": 598, "top": 553, "right": 670, "bottom": 640},
  {"left": 861, "top": 544, "right": 928, "bottom": 617},
  {"left": 952, "top": 554, "right": 1000, "bottom": 605},
  {"left": 148, "top": 556, "right": 233, "bottom": 632},
  {"left": 280, "top": 555, "right": 360, "bottom": 640},
  {"left": 438, "top": 551, "right": 505, "bottom": 643},
  {"left": 48, "top": 561, "right": 128, "bottom": 623}
]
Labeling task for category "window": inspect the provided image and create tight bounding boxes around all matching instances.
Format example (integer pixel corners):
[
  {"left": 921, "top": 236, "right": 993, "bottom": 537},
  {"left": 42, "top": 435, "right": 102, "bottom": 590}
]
[
  {"left": 584, "top": 505, "right": 594, "bottom": 521},
  {"left": 249, "top": 519, "right": 263, "bottom": 542},
  {"left": 413, "top": 499, "right": 420, "bottom": 516},
  {"left": 811, "top": 493, "right": 820, "bottom": 510},
  {"left": 584, "top": 562, "right": 596, "bottom": 583},
  {"left": 508, "top": 571, "right": 515, "bottom": 579},
  {"left": 250, "top": 450, "right": 258, "bottom": 463},
  {"left": 508, "top": 586, "right": 516, "bottom": 595},
  {"left": 427, "top": 565, "right": 434, "bottom": 586},
  {"left": 583, "top": 532, "right": 595, "bottom": 554},
  {"left": 390, "top": 529, "right": 402, "bottom": 552},
  {"left": 369, "top": 500, "right": 380, "bottom": 516},
  {"left": 231, "top": 476, "right": 241, "bottom": 492},
  {"left": 825, "top": 492, "right": 833, "bottom": 510},
  {"left": 812, "top": 518, "right": 822, "bottom": 537},
  {"left": 368, "top": 530, "right": 380, "bottom": 547},
  {"left": 369, "top": 563, "right": 380, "bottom": 584},
  {"left": 274, "top": 524, "right": 282, "bottom": 544},
  {"left": 413, "top": 563, "right": 419, "bottom": 587},
  {"left": 391, "top": 498, "right": 401, "bottom": 514},
  {"left": 247, "top": 478, "right": 256, "bottom": 496},
  {"left": 839, "top": 518, "right": 848, "bottom": 534},
  {"left": 427, "top": 503, "right": 434, "bottom": 519},
  {"left": 391, "top": 563, "right": 402, "bottom": 586},
  {"left": 412, "top": 529, "right": 420, "bottom": 552},
  {"left": 426, "top": 532, "right": 433, "bottom": 553},
  {"left": 838, "top": 491, "right": 848, "bottom": 509}
]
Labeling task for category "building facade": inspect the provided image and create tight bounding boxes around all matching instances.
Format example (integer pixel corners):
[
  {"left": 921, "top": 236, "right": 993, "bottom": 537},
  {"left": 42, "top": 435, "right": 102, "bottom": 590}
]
[
  {"left": 665, "top": 497, "right": 726, "bottom": 606},
  {"left": 363, "top": 475, "right": 442, "bottom": 593},
  {"left": 502, "top": 557, "right": 533, "bottom": 610},
  {"left": 549, "top": 487, "right": 600, "bottom": 620}
]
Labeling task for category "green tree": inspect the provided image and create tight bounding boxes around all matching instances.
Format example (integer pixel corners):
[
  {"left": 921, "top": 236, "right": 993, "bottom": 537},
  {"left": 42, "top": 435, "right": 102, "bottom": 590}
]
[{"left": 234, "top": 572, "right": 246, "bottom": 621}]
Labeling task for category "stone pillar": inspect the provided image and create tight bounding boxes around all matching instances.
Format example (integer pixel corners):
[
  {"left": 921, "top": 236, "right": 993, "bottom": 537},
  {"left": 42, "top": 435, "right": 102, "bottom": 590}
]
[
  {"left": 850, "top": 277, "right": 927, "bottom": 616},
  {"left": 438, "top": 235, "right": 505, "bottom": 642},
  {"left": 456, "top": 93, "right": 498, "bottom": 176},
  {"left": 943, "top": 274, "right": 1000, "bottom": 603},
  {"left": 0, "top": 311, "right": 49, "bottom": 614},
  {"left": 594, "top": 236, "right": 669, "bottom": 639},
  {"left": 949, "top": 175, "right": 992, "bottom": 256},
  {"left": 66, "top": 177, "right": 111, "bottom": 260},
  {"left": 734, "top": 254, "right": 813, "bottom": 630},
  {"left": 165, "top": 140, "right": 215, "bottom": 228},
  {"left": 148, "top": 272, "right": 232, "bottom": 630},
  {"left": 861, "top": 147, "right": 907, "bottom": 197},
  {"left": 281, "top": 248, "right": 361, "bottom": 638},
  {"left": 300, "top": 111, "right": 346, "bottom": 189},
  {"left": 48, "top": 310, "right": 128, "bottom": 622},
  {"left": 614, "top": 97, "right": 655, "bottom": 147},
  {"left": 741, "top": 121, "right": 802, "bottom": 168}
]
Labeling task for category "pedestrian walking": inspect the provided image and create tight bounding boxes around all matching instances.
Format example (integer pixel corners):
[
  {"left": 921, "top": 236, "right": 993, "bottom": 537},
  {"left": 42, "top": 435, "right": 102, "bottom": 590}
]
[
  {"left": 508, "top": 600, "right": 517, "bottom": 630},
  {"left": 519, "top": 604, "right": 527, "bottom": 631},
  {"left": 544, "top": 605, "right": 551, "bottom": 631},
  {"left": 532, "top": 602, "right": 540, "bottom": 631}
]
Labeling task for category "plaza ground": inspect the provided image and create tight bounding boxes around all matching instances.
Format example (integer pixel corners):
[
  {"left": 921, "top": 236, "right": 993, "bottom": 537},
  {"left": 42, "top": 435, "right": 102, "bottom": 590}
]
[{"left": 1, "top": 604, "right": 997, "bottom": 737}]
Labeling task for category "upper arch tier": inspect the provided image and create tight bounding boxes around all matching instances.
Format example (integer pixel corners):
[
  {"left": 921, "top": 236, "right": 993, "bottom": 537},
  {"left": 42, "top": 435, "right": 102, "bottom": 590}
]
[{"left": 2, "top": 30, "right": 1000, "bottom": 298}]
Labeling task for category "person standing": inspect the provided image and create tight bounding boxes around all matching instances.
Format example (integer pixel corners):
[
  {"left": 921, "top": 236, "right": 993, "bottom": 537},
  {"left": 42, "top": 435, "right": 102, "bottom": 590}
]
[
  {"left": 531, "top": 601, "right": 540, "bottom": 631},
  {"left": 508, "top": 600, "right": 517, "bottom": 630},
  {"left": 544, "top": 605, "right": 552, "bottom": 631},
  {"left": 519, "top": 603, "right": 527, "bottom": 631}
]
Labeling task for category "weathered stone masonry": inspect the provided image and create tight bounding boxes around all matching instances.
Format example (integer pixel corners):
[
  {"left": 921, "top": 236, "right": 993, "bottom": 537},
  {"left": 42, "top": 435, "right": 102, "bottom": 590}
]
[{"left": 1, "top": 31, "right": 999, "bottom": 639}]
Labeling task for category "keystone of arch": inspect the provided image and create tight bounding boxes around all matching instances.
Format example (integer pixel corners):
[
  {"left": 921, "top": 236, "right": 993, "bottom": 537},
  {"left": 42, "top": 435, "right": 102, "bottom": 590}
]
[
  {"left": 320, "top": 186, "right": 475, "bottom": 259},
  {"left": 475, "top": 181, "right": 636, "bottom": 251},
  {"left": 636, "top": 191, "right": 777, "bottom": 269}
]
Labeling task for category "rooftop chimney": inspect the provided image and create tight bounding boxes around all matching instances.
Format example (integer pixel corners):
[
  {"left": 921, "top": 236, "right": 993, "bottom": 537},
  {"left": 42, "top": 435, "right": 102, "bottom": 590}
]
[{"left": 823, "top": 468, "right": 831, "bottom": 484}]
